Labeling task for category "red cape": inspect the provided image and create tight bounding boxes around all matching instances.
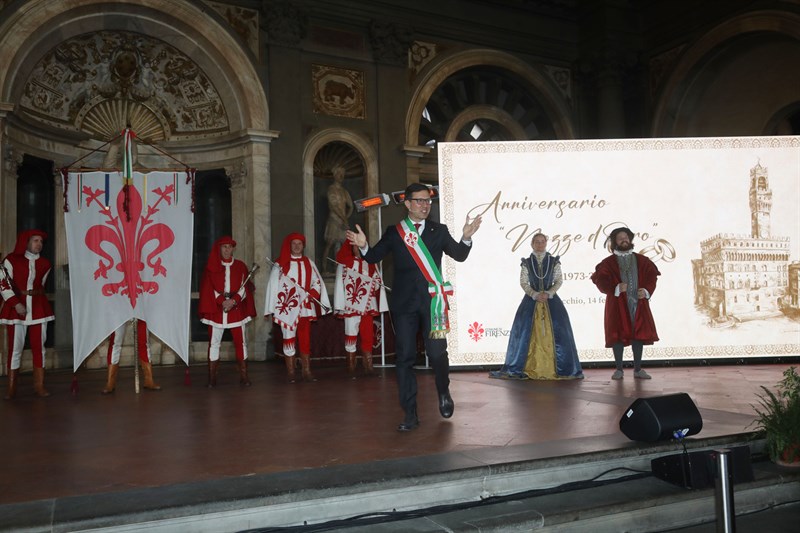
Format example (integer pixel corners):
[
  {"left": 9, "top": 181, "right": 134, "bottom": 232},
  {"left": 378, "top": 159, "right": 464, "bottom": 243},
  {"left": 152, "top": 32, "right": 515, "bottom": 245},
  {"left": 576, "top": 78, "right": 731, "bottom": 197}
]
[{"left": 591, "top": 253, "right": 660, "bottom": 347}]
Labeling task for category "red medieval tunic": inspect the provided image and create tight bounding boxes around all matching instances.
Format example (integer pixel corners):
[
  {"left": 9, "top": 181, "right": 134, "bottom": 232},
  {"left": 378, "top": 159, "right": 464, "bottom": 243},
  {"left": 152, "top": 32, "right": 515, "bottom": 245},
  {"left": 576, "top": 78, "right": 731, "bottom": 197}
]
[
  {"left": 198, "top": 258, "right": 256, "bottom": 328},
  {"left": 591, "top": 253, "right": 660, "bottom": 347},
  {"left": 0, "top": 252, "right": 54, "bottom": 326}
]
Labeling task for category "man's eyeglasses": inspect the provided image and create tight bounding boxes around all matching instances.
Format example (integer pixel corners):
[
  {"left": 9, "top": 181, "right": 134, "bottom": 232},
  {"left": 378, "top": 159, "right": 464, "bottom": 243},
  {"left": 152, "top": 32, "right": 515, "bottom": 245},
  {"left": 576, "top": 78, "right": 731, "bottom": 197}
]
[{"left": 408, "top": 198, "right": 433, "bottom": 205}]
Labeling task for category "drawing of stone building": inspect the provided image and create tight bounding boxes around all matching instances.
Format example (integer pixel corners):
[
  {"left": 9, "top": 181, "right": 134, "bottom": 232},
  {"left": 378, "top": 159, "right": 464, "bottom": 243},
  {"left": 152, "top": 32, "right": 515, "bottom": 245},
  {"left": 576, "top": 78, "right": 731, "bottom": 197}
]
[
  {"left": 783, "top": 261, "right": 800, "bottom": 314},
  {"left": 693, "top": 162, "right": 791, "bottom": 322}
]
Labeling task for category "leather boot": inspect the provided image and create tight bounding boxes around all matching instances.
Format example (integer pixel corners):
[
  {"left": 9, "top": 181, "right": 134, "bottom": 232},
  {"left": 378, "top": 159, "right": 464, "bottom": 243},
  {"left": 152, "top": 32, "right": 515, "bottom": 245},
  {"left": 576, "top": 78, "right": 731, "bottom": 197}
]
[
  {"left": 346, "top": 351, "right": 357, "bottom": 378},
  {"left": 33, "top": 367, "right": 50, "bottom": 398},
  {"left": 362, "top": 351, "right": 376, "bottom": 376},
  {"left": 207, "top": 360, "right": 219, "bottom": 388},
  {"left": 284, "top": 355, "right": 297, "bottom": 383},
  {"left": 4, "top": 369, "right": 18, "bottom": 400},
  {"left": 102, "top": 364, "right": 119, "bottom": 394},
  {"left": 141, "top": 361, "right": 161, "bottom": 391},
  {"left": 300, "top": 354, "right": 317, "bottom": 382},
  {"left": 238, "top": 360, "right": 251, "bottom": 386}
]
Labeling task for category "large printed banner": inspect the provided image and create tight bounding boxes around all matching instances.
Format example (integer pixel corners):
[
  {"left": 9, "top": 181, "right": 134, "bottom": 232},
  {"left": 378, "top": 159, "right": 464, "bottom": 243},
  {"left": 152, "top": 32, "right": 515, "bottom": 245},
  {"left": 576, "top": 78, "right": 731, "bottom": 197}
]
[
  {"left": 438, "top": 136, "right": 800, "bottom": 365},
  {"left": 64, "top": 171, "right": 193, "bottom": 369}
]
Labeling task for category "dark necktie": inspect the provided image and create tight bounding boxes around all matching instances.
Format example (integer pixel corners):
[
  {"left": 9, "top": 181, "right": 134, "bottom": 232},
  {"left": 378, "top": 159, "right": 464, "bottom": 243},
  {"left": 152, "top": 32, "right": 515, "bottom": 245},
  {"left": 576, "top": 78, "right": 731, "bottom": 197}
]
[{"left": 414, "top": 223, "right": 420, "bottom": 233}]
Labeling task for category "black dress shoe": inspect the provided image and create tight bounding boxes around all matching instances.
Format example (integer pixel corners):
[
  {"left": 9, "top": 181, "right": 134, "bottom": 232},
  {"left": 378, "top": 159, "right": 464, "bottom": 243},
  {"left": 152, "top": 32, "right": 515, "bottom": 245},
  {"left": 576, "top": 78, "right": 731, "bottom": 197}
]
[
  {"left": 397, "top": 408, "right": 419, "bottom": 432},
  {"left": 439, "top": 392, "right": 454, "bottom": 418},
  {"left": 397, "top": 418, "right": 420, "bottom": 432}
]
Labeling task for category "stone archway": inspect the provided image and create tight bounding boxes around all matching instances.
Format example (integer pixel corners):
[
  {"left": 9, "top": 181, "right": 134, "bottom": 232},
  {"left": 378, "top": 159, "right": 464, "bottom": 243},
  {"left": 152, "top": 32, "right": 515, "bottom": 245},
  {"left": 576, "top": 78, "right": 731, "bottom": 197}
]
[
  {"left": 651, "top": 11, "right": 800, "bottom": 137},
  {"left": 405, "top": 49, "right": 576, "bottom": 148},
  {"left": 445, "top": 105, "right": 528, "bottom": 142},
  {"left": 403, "top": 48, "right": 575, "bottom": 184},
  {"left": 0, "top": 0, "right": 274, "bottom": 362}
]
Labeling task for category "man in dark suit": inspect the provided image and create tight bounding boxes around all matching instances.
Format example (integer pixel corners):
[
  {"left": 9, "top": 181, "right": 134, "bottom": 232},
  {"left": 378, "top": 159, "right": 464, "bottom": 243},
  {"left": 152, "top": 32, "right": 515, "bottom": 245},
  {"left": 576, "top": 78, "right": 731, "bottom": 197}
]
[{"left": 346, "top": 183, "right": 482, "bottom": 431}]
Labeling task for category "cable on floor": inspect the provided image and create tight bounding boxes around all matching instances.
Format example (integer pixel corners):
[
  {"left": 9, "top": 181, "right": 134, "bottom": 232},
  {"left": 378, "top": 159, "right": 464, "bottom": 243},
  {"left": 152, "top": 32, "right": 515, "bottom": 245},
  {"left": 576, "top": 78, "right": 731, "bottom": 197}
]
[{"left": 237, "top": 466, "right": 653, "bottom": 533}]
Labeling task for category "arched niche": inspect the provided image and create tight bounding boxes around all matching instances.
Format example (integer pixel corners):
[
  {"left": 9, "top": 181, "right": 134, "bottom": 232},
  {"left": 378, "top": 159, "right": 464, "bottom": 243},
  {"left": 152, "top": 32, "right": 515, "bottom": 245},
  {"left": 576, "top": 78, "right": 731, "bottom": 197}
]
[
  {"left": 0, "top": 0, "right": 268, "bottom": 133},
  {"left": 302, "top": 129, "right": 380, "bottom": 254}
]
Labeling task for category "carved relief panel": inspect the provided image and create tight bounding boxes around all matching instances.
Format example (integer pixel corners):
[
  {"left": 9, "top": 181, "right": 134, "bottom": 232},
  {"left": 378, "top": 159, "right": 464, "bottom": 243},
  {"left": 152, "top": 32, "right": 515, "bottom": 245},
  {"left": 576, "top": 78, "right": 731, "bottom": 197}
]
[
  {"left": 311, "top": 65, "right": 365, "bottom": 119},
  {"left": 20, "top": 31, "right": 229, "bottom": 141}
]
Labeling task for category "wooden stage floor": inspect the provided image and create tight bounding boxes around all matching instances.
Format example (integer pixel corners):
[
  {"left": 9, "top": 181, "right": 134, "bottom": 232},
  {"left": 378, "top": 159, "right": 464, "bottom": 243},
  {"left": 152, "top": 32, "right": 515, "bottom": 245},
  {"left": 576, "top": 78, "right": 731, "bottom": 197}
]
[{"left": 0, "top": 361, "right": 793, "bottom": 507}]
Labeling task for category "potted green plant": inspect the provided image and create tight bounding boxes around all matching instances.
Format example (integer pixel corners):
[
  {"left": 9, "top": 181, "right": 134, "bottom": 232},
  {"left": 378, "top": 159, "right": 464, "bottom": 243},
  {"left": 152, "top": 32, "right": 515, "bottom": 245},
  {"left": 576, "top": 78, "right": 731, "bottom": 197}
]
[{"left": 752, "top": 366, "right": 800, "bottom": 467}]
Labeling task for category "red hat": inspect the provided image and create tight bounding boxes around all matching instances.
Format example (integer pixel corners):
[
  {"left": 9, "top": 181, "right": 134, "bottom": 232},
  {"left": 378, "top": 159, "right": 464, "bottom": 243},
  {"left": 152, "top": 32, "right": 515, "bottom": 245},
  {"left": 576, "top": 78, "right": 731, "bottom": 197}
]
[
  {"left": 10, "top": 229, "right": 47, "bottom": 257},
  {"left": 275, "top": 232, "right": 305, "bottom": 274},
  {"left": 205, "top": 236, "right": 236, "bottom": 273},
  {"left": 335, "top": 241, "right": 356, "bottom": 265}
]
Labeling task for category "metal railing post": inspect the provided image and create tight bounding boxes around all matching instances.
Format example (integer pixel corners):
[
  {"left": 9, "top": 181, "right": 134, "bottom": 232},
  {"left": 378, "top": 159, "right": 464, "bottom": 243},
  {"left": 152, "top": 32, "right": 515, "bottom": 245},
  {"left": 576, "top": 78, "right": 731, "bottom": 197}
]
[{"left": 714, "top": 448, "right": 735, "bottom": 532}]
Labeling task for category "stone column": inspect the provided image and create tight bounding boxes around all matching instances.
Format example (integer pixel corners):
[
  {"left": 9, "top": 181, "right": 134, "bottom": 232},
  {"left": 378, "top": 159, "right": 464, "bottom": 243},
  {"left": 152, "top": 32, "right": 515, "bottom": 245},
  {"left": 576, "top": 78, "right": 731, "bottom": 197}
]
[
  {"left": 0, "top": 102, "right": 17, "bottom": 252},
  {"left": 0, "top": 103, "right": 10, "bottom": 375},
  {"left": 403, "top": 144, "right": 430, "bottom": 187},
  {"left": 52, "top": 164, "right": 74, "bottom": 369},
  {"left": 596, "top": 56, "right": 626, "bottom": 139},
  {"left": 250, "top": 136, "right": 273, "bottom": 359},
  {"left": 226, "top": 133, "right": 276, "bottom": 360}
]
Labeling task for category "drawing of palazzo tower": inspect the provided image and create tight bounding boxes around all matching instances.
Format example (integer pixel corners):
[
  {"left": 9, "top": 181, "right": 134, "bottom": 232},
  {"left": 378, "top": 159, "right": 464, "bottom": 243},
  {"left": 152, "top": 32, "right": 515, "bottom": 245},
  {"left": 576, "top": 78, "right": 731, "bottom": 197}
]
[
  {"left": 749, "top": 161, "right": 772, "bottom": 238},
  {"left": 693, "top": 160, "right": 790, "bottom": 322}
]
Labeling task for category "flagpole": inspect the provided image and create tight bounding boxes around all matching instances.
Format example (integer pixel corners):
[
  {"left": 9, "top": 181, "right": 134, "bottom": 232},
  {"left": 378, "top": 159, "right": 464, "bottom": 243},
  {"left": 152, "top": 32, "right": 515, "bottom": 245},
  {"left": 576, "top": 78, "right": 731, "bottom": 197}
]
[
  {"left": 133, "top": 318, "right": 140, "bottom": 394},
  {"left": 377, "top": 208, "right": 386, "bottom": 367}
]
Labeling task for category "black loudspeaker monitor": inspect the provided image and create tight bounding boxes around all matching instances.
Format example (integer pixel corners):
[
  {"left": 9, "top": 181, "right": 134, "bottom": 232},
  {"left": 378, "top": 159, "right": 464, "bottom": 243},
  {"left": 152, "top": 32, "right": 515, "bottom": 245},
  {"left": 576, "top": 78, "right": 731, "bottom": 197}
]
[
  {"left": 619, "top": 393, "right": 703, "bottom": 442},
  {"left": 651, "top": 446, "right": 754, "bottom": 489}
]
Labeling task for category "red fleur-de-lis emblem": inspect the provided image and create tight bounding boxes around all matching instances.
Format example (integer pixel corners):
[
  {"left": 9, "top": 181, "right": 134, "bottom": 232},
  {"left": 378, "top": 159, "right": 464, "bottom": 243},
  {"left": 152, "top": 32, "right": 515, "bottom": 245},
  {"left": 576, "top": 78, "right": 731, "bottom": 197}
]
[
  {"left": 468, "top": 321, "right": 484, "bottom": 342},
  {"left": 346, "top": 276, "right": 369, "bottom": 305},
  {"left": 403, "top": 231, "right": 418, "bottom": 247},
  {"left": 84, "top": 183, "right": 175, "bottom": 308},
  {"left": 276, "top": 285, "right": 301, "bottom": 315}
]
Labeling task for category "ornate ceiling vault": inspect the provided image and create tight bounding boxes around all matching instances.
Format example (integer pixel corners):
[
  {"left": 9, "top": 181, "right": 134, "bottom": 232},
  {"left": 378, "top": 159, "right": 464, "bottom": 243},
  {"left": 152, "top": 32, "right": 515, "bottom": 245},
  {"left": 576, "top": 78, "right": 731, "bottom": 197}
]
[{"left": 20, "top": 31, "right": 229, "bottom": 143}]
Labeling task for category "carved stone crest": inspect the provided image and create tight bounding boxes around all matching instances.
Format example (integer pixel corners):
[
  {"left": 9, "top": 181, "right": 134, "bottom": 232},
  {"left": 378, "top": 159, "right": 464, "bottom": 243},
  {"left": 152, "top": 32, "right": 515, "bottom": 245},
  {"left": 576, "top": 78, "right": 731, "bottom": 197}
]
[{"left": 311, "top": 65, "right": 365, "bottom": 119}]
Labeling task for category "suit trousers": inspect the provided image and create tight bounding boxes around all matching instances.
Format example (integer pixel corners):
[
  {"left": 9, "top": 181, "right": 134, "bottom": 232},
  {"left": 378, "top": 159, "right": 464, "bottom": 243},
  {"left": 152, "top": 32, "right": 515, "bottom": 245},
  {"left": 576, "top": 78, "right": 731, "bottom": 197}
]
[{"left": 393, "top": 307, "right": 450, "bottom": 415}]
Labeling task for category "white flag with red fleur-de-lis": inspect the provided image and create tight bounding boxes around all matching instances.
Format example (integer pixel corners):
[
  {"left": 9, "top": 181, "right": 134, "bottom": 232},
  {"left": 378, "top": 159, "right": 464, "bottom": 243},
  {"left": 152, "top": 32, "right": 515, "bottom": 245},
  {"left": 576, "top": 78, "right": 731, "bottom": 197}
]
[
  {"left": 266, "top": 268, "right": 308, "bottom": 331},
  {"left": 64, "top": 170, "right": 193, "bottom": 370},
  {"left": 334, "top": 266, "right": 374, "bottom": 315}
]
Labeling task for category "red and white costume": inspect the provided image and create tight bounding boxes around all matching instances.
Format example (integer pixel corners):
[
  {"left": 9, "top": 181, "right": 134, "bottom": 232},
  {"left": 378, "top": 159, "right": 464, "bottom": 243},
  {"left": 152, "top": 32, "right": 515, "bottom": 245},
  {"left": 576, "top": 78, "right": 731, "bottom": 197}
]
[
  {"left": 198, "top": 237, "right": 256, "bottom": 362},
  {"left": 333, "top": 243, "right": 388, "bottom": 354},
  {"left": 0, "top": 230, "right": 54, "bottom": 370},
  {"left": 264, "top": 233, "right": 329, "bottom": 356},
  {"left": 107, "top": 320, "right": 152, "bottom": 365}
]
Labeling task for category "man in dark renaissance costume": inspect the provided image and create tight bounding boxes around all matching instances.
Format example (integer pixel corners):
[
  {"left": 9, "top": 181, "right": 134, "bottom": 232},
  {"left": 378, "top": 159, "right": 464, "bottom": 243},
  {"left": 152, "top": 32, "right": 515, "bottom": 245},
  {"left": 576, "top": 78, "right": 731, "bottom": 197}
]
[
  {"left": 489, "top": 233, "right": 583, "bottom": 380},
  {"left": 591, "top": 226, "right": 660, "bottom": 380},
  {"left": 0, "top": 230, "right": 54, "bottom": 399}
]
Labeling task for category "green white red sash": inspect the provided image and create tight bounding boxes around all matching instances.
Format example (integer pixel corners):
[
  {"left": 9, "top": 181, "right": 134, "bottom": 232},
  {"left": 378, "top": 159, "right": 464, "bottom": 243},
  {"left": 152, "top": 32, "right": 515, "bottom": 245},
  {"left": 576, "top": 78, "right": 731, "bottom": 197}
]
[{"left": 397, "top": 218, "right": 453, "bottom": 339}]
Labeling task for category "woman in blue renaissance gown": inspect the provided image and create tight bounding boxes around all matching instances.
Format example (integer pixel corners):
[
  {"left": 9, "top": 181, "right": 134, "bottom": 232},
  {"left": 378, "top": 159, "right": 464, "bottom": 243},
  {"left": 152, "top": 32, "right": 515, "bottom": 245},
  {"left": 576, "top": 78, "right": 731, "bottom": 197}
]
[{"left": 489, "top": 233, "right": 583, "bottom": 380}]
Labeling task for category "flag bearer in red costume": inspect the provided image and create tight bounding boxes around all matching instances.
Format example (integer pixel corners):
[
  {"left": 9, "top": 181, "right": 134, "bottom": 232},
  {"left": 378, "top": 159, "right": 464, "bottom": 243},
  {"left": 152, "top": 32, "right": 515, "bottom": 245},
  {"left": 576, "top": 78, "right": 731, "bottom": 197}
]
[
  {"left": 333, "top": 242, "right": 388, "bottom": 377},
  {"left": 198, "top": 236, "right": 257, "bottom": 387},
  {"left": 101, "top": 320, "right": 160, "bottom": 394},
  {"left": 264, "top": 233, "right": 329, "bottom": 383},
  {"left": 0, "top": 230, "right": 54, "bottom": 399}
]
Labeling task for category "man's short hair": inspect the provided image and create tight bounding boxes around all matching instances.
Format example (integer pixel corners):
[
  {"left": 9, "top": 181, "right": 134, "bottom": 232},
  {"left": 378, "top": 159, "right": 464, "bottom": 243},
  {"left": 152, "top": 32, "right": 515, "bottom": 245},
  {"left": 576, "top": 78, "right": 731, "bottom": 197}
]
[{"left": 404, "top": 182, "right": 430, "bottom": 200}]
